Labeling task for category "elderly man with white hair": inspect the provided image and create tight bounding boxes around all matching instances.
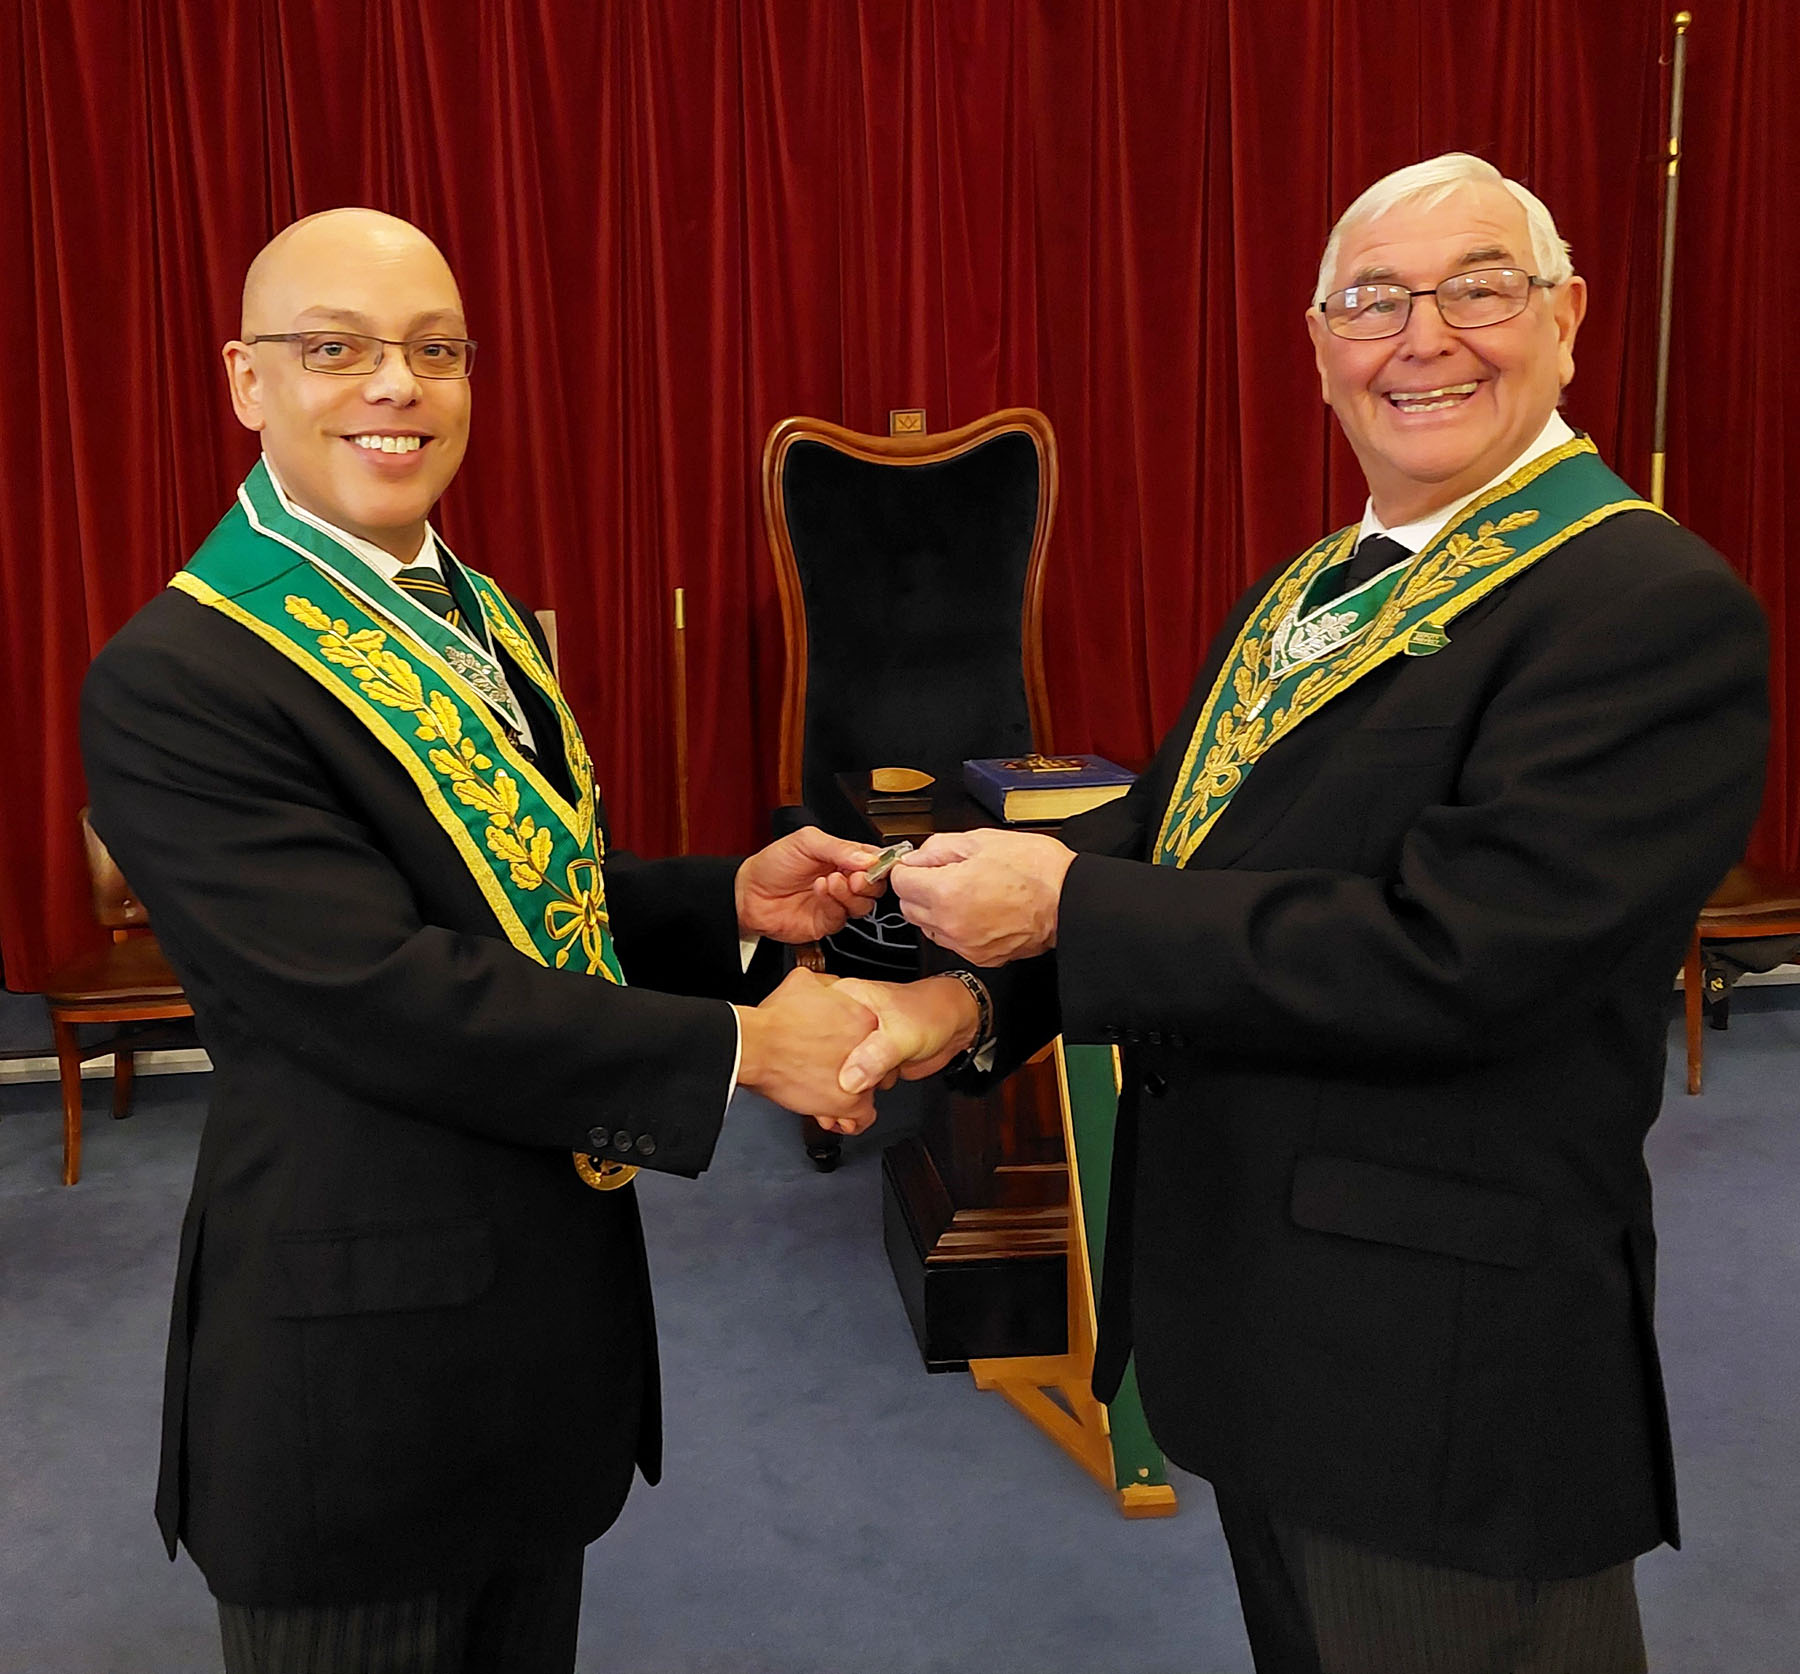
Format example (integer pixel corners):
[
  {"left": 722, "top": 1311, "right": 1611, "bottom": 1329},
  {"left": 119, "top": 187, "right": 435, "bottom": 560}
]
[{"left": 842, "top": 153, "right": 1770, "bottom": 1672}]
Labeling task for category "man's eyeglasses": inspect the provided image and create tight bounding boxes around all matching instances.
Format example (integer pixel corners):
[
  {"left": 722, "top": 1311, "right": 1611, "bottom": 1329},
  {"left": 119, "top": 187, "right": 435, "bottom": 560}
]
[
  {"left": 1317, "top": 268, "right": 1556, "bottom": 341},
  {"left": 246, "top": 331, "right": 478, "bottom": 379}
]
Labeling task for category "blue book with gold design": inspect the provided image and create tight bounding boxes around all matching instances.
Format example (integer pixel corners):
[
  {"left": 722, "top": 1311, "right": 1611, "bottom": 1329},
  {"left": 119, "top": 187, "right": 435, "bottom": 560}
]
[{"left": 962, "top": 753, "right": 1134, "bottom": 824}]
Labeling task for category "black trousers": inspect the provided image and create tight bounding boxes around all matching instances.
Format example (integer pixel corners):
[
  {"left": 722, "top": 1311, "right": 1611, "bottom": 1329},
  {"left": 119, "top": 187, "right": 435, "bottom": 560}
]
[
  {"left": 1214, "top": 1492, "right": 1648, "bottom": 1674},
  {"left": 217, "top": 1545, "right": 585, "bottom": 1674}
]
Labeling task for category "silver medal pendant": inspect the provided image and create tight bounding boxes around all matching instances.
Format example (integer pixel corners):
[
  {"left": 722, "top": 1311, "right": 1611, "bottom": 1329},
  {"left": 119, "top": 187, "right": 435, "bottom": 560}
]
[{"left": 444, "top": 644, "right": 511, "bottom": 712}]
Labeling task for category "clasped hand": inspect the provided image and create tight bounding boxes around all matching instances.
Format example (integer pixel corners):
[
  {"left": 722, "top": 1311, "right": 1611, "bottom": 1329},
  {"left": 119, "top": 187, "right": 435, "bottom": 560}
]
[
  {"left": 730, "top": 826, "right": 1075, "bottom": 1134},
  {"left": 734, "top": 970, "right": 985, "bottom": 1134}
]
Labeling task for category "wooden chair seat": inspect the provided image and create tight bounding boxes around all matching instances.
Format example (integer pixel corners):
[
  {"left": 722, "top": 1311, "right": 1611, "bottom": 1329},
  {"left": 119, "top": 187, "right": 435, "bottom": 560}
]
[
  {"left": 40, "top": 811, "right": 194, "bottom": 1183},
  {"left": 1699, "top": 862, "right": 1800, "bottom": 926},
  {"left": 1683, "top": 861, "right": 1800, "bottom": 1094},
  {"left": 44, "top": 936, "right": 187, "bottom": 1005}
]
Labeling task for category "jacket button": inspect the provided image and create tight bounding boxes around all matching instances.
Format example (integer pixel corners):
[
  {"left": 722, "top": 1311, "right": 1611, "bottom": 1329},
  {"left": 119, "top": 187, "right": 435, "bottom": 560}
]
[
  {"left": 1142, "top": 1071, "right": 1168, "bottom": 1097},
  {"left": 1147, "top": 1030, "right": 1164, "bottom": 1046},
  {"left": 613, "top": 1130, "right": 634, "bottom": 1152},
  {"left": 586, "top": 1127, "right": 609, "bottom": 1151},
  {"left": 636, "top": 1134, "right": 657, "bottom": 1157}
]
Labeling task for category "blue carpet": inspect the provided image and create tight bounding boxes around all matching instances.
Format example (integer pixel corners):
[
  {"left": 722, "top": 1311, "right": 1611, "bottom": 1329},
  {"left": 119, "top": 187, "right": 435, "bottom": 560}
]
[{"left": 1, "top": 990, "right": 1795, "bottom": 1672}]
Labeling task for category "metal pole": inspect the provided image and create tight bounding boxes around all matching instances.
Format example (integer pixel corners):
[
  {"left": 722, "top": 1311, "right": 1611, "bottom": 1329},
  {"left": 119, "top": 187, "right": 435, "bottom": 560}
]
[
  {"left": 673, "top": 586, "right": 691, "bottom": 854},
  {"left": 1651, "top": 10, "right": 1693, "bottom": 510}
]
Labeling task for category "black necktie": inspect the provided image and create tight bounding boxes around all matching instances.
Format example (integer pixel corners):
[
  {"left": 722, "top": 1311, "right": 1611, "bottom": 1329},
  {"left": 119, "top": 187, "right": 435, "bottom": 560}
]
[
  {"left": 1338, "top": 533, "right": 1411, "bottom": 596},
  {"left": 394, "top": 563, "right": 462, "bottom": 629}
]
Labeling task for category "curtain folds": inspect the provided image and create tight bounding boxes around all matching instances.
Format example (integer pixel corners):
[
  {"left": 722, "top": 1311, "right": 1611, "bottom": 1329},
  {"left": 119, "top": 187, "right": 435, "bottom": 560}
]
[{"left": 2, "top": 0, "right": 1793, "bottom": 991}]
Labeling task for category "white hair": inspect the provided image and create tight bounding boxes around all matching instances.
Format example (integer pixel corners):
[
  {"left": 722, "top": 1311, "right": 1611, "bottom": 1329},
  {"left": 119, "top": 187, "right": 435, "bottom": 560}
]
[{"left": 1312, "top": 152, "right": 1574, "bottom": 306}]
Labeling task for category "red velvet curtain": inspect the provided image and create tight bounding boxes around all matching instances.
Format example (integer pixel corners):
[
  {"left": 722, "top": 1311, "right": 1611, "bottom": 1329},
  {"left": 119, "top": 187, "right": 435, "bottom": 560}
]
[{"left": 3, "top": 0, "right": 1794, "bottom": 992}]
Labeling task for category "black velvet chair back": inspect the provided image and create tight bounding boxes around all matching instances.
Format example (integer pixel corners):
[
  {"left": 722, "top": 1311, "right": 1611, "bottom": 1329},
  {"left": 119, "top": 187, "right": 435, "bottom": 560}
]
[{"left": 764, "top": 409, "right": 1057, "bottom": 835}]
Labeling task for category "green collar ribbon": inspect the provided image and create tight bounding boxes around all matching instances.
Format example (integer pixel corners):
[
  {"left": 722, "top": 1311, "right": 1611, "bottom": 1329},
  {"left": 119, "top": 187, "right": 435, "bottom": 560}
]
[
  {"left": 1153, "top": 435, "right": 1663, "bottom": 867},
  {"left": 173, "top": 460, "right": 621, "bottom": 982},
  {"left": 173, "top": 463, "right": 636, "bottom": 1187}
]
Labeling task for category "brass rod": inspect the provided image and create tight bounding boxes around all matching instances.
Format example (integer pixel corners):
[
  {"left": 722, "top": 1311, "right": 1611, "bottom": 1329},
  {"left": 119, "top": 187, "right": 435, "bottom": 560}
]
[
  {"left": 1651, "top": 10, "right": 1693, "bottom": 509},
  {"left": 673, "top": 586, "right": 691, "bottom": 855}
]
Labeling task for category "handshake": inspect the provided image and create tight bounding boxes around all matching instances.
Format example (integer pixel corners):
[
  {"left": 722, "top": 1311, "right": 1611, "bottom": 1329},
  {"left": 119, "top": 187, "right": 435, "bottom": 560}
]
[
  {"left": 735, "top": 966, "right": 982, "bottom": 1135},
  {"left": 729, "top": 823, "right": 1080, "bottom": 1135}
]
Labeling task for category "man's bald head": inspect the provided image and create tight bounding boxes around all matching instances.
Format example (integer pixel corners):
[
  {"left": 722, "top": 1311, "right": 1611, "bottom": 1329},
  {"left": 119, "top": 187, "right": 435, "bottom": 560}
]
[
  {"left": 240, "top": 208, "right": 462, "bottom": 337},
  {"left": 224, "top": 207, "right": 473, "bottom": 562}
]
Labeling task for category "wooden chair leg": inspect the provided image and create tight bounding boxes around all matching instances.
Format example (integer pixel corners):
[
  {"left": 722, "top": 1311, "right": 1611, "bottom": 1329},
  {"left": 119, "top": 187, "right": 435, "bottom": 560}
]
[
  {"left": 112, "top": 1048, "right": 136, "bottom": 1119},
  {"left": 1682, "top": 928, "right": 1704, "bottom": 1095},
  {"left": 52, "top": 1014, "right": 85, "bottom": 1184}
]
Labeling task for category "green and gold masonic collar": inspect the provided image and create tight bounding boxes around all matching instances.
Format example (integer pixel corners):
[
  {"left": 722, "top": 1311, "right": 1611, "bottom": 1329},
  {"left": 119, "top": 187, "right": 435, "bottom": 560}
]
[
  {"left": 1152, "top": 435, "right": 1664, "bottom": 868},
  {"left": 174, "top": 462, "right": 645, "bottom": 1190},
  {"left": 256, "top": 463, "right": 531, "bottom": 742},
  {"left": 172, "top": 459, "right": 619, "bottom": 984}
]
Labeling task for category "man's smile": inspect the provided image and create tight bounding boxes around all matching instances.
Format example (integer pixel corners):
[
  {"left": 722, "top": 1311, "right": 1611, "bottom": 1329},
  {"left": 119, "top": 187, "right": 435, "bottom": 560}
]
[
  {"left": 345, "top": 431, "right": 429, "bottom": 455},
  {"left": 1382, "top": 381, "right": 1480, "bottom": 414}
]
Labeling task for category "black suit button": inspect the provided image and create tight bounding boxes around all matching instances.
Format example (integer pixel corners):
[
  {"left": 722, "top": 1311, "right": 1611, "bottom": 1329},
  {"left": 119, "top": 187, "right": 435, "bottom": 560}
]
[
  {"left": 586, "top": 1127, "right": 609, "bottom": 1151},
  {"left": 613, "top": 1130, "right": 635, "bottom": 1152},
  {"left": 636, "top": 1134, "right": 657, "bottom": 1157},
  {"left": 1142, "top": 1071, "right": 1168, "bottom": 1097},
  {"left": 1147, "top": 1030, "right": 1165, "bottom": 1046}
]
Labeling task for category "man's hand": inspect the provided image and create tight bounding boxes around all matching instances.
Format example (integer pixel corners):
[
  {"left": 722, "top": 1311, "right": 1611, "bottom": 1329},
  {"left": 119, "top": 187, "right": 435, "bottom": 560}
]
[
  {"left": 733, "top": 968, "right": 881, "bottom": 1133},
  {"left": 889, "top": 829, "right": 1075, "bottom": 965},
  {"left": 834, "top": 975, "right": 983, "bottom": 1095},
  {"left": 735, "top": 826, "right": 883, "bottom": 944}
]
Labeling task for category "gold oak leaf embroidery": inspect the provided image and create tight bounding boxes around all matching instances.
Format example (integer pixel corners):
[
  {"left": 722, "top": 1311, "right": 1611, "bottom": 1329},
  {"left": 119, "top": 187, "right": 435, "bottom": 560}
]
[
  {"left": 488, "top": 813, "right": 555, "bottom": 890},
  {"left": 285, "top": 597, "right": 426, "bottom": 710},
  {"left": 284, "top": 595, "right": 614, "bottom": 974},
  {"left": 480, "top": 601, "right": 592, "bottom": 829},
  {"left": 489, "top": 616, "right": 549, "bottom": 684},
  {"left": 414, "top": 690, "right": 464, "bottom": 747},
  {"left": 1395, "top": 511, "right": 1538, "bottom": 611}
]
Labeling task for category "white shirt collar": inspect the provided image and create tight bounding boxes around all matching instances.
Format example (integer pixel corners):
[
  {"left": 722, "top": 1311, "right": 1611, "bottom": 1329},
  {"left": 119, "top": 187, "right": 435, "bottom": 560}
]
[
  {"left": 261, "top": 455, "right": 436, "bottom": 580},
  {"left": 259, "top": 456, "right": 539, "bottom": 755},
  {"left": 1357, "top": 410, "right": 1577, "bottom": 554}
]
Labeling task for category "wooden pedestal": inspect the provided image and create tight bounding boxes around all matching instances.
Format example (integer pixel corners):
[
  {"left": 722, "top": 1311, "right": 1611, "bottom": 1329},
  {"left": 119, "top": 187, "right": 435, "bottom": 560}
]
[{"left": 881, "top": 1047, "right": 1071, "bottom": 1371}]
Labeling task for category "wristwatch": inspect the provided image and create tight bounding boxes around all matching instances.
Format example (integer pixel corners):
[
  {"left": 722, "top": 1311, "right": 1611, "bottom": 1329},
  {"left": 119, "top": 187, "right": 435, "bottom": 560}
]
[{"left": 941, "top": 967, "right": 995, "bottom": 1072}]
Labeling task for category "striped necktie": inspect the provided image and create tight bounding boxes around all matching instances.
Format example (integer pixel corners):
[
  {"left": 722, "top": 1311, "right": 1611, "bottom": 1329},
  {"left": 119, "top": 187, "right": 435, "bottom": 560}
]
[{"left": 393, "top": 563, "right": 462, "bottom": 629}]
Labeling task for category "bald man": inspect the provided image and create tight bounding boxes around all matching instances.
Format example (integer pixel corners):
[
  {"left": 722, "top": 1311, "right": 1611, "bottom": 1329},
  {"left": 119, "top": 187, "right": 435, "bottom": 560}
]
[{"left": 82, "top": 209, "right": 885, "bottom": 1672}]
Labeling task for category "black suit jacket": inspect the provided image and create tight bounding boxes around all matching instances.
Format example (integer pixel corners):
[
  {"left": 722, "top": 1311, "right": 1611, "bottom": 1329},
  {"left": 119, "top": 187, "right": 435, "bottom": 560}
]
[
  {"left": 986, "top": 509, "right": 1768, "bottom": 1580},
  {"left": 81, "top": 585, "right": 773, "bottom": 1606}
]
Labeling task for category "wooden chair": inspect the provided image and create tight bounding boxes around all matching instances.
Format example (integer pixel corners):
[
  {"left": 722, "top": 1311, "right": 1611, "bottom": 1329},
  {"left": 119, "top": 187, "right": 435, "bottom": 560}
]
[
  {"left": 762, "top": 407, "right": 1059, "bottom": 1165},
  {"left": 1682, "top": 861, "right": 1800, "bottom": 1094},
  {"left": 42, "top": 813, "right": 193, "bottom": 1183}
]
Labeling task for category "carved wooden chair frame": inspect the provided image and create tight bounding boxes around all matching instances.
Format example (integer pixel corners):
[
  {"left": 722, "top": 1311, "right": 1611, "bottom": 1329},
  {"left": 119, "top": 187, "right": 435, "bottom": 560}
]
[{"left": 760, "top": 405, "right": 1060, "bottom": 808}]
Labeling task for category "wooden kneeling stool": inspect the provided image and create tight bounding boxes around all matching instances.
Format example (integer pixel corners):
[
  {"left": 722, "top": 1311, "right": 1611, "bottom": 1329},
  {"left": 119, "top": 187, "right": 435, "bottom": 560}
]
[
  {"left": 1682, "top": 862, "right": 1800, "bottom": 1095},
  {"left": 41, "top": 813, "right": 193, "bottom": 1183}
]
